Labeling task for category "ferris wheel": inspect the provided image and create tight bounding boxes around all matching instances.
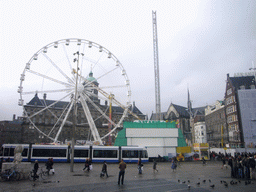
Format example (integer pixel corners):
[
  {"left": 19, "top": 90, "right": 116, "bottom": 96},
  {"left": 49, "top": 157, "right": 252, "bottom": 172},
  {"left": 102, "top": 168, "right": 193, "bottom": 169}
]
[{"left": 18, "top": 38, "right": 131, "bottom": 145}]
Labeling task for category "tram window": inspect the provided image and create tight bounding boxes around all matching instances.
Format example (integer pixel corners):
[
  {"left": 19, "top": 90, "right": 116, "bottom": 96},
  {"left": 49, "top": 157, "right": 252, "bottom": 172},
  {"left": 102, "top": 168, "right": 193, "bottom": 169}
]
[
  {"left": 33, "top": 149, "right": 66, "bottom": 157},
  {"left": 142, "top": 150, "right": 148, "bottom": 158},
  {"left": 122, "top": 150, "right": 138, "bottom": 158},
  {"left": 74, "top": 150, "right": 89, "bottom": 157},
  {"left": 4, "top": 148, "right": 14, "bottom": 156},
  {"left": 22, "top": 148, "right": 28, "bottom": 157},
  {"left": 93, "top": 150, "right": 117, "bottom": 158}
]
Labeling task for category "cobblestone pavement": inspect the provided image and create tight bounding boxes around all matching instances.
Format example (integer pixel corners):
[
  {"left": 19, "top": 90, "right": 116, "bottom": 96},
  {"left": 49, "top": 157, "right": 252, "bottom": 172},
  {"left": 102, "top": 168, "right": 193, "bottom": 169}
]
[{"left": 1, "top": 161, "right": 255, "bottom": 192}]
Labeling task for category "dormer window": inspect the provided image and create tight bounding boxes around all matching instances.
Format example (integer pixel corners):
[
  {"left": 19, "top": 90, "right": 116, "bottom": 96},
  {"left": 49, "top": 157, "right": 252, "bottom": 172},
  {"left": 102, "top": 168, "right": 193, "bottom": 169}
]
[{"left": 240, "top": 85, "right": 245, "bottom": 90}]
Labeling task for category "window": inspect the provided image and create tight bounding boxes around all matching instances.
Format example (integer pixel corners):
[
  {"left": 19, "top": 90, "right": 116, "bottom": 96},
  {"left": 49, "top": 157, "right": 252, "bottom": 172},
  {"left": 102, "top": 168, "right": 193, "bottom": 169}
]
[
  {"left": 227, "top": 88, "right": 232, "bottom": 95},
  {"left": 32, "top": 148, "right": 67, "bottom": 157},
  {"left": 122, "top": 150, "right": 138, "bottom": 158},
  {"left": 4, "top": 147, "right": 15, "bottom": 156},
  {"left": 93, "top": 150, "right": 117, "bottom": 158},
  {"left": 74, "top": 149, "right": 88, "bottom": 157}
]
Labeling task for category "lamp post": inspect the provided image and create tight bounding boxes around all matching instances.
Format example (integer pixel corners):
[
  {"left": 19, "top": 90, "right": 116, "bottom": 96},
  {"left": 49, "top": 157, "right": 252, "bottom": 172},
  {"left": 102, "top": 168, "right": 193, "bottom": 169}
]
[{"left": 70, "top": 51, "right": 84, "bottom": 172}]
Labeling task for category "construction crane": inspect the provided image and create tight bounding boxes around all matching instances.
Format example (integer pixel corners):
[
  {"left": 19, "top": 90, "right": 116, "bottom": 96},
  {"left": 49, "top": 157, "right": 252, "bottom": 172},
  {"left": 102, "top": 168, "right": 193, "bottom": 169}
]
[{"left": 152, "top": 11, "right": 161, "bottom": 120}]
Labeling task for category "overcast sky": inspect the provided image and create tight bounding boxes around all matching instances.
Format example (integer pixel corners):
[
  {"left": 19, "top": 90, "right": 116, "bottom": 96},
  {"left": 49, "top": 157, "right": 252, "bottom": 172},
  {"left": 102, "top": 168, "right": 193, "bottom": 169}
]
[{"left": 0, "top": 0, "right": 255, "bottom": 121}]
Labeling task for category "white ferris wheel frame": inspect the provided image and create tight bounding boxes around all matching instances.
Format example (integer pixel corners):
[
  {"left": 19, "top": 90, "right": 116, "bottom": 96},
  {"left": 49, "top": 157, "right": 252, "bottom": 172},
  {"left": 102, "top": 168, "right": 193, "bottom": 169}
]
[{"left": 18, "top": 38, "right": 131, "bottom": 145}]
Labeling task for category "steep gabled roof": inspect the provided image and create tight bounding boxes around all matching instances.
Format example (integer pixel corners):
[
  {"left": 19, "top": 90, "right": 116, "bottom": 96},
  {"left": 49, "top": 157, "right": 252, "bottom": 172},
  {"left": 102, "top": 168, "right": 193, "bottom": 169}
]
[
  {"left": 229, "top": 76, "right": 255, "bottom": 90},
  {"left": 150, "top": 112, "right": 167, "bottom": 120},
  {"left": 171, "top": 104, "right": 190, "bottom": 118},
  {"left": 192, "top": 106, "right": 206, "bottom": 116}
]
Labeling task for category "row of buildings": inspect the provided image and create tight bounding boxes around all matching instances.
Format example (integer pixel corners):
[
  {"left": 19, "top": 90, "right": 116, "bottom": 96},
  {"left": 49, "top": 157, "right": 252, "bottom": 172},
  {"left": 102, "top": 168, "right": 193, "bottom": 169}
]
[
  {"left": 150, "top": 73, "right": 256, "bottom": 149},
  {"left": 1, "top": 73, "right": 255, "bottom": 149}
]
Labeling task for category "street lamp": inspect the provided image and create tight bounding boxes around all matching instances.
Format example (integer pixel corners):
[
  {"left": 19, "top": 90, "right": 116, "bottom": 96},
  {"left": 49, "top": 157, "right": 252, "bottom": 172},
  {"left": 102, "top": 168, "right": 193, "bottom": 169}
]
[{"left": 70, "top": 51, "right": 84, "bottom": 172}]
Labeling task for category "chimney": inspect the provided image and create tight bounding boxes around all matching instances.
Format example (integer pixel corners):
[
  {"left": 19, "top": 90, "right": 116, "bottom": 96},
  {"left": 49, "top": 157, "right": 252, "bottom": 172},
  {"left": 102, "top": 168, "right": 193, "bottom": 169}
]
[
  {"left": 43, "top": 93, "right": 47, "bottom": 100},
  {"left": 105, "top": 100, "right": 108, "bottom": 106},
  {"left": 13, "top": 114, "right": 16, "bottom": 121}
]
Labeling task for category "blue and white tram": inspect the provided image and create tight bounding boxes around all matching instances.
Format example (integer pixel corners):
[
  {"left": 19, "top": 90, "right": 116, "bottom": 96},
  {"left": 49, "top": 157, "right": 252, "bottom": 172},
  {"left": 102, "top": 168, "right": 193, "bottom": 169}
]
[
  {"left": 121, "top": 146, "right": 148, "bottom": 163},
  {"left": 1, "top": 144, "right": 148, "bottom": 163}
]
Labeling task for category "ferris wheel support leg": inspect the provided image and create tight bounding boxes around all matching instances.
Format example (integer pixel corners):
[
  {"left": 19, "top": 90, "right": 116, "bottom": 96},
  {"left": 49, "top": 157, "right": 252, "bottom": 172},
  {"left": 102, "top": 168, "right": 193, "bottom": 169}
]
[
  {"left": 80, "top": 96, "right": 103, "bottom": 145},
  {"left": 54, "top": 99, "right": 75, "bottom": 143}
]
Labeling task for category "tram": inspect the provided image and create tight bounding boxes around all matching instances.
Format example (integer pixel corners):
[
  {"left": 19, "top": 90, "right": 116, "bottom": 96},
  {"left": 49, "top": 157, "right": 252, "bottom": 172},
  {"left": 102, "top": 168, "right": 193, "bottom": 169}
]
[{"left": 1, "top": 144, "right": 148, "bottom": 163}]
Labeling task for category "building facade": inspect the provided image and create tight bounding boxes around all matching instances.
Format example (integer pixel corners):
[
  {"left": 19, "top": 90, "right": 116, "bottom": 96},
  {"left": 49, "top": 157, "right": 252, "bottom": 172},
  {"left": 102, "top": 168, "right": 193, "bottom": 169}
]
[
  {"left": 194, "top": 122, "right": 207, "bottom": 144},
  {"left": 0, "top": 115, "right": 23, "bottom": 146},
  {"left": 20, "top": 72, "right": 146, "bottom": 145},
  {"left": 205, "top": 100, "right": 228, "bottom": 147},
  {"left": 225, "top": 74, "right": 255, "bottom": 148}
]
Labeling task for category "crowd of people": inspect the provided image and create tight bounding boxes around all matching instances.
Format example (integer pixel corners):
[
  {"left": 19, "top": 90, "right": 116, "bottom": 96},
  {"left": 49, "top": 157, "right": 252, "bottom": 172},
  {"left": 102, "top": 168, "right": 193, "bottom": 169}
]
[{"left": 210, "top": 151, "right": 256, "bottom": 180}]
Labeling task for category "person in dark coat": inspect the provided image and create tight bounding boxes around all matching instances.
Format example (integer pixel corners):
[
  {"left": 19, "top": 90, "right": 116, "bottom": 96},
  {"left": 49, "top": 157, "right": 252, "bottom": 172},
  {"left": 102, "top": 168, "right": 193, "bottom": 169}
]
[
  {"left": 83, "top": 158, "right": 91, "bottom": 172},
  {"left": 171, "top": 157, "right": 177, "bottom": 172},
  {"left": 101, "top": 161, "right": 108, "bottom": 177},
  {"left": 138, "top": 158, "right": 143, "bottom": 174},
  {"left": 50, "top": 158, "right": 54, "bottom": 174},
  {"left": 118, "top": 159, "right": 126, "bottom": 185},
  {"left": 45, "top": 158, "right": 51, "bottom": 175},
  {"left": 228, "top": 156, "right": 235, "bottom": 178},
  {"left": 33, "top": 160, "right": 39, "bottom": 181},
  {"left": 153, "top": 159, "right": 158, "bottom": 172}
]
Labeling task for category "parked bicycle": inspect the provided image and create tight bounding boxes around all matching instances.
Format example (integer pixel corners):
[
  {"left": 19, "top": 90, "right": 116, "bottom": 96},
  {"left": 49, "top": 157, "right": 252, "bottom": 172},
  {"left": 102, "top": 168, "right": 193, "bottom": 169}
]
[
  {"left": 28, "top": 167, "right": 48, "bottom": 181},
  {"left": 0, "top": 166, "right": 21, "bottom": 181}
]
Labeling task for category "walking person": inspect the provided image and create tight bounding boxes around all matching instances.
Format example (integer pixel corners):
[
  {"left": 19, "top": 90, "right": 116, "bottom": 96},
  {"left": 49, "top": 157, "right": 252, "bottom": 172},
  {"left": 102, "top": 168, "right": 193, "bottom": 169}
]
[
  {"left": 202, "top": 157, "right": 206, "bottom": 165},
  {"left": 50, "top": 158, "right": 55, "bottom": 174},
  {"left": 138, "top": 158, "right": 143, "bottom": 174},
  {"left": 171, "top": 157, "right": 177, "bottom": 172},
  {"left": 118, "top": 159, "right": 126, "bottom": 185},
  {"left": 100, "top": 161, "right": 108, "bottom": 178},
  {"left": 153, "top": 159, "right": 158, "bottom": 172},
  {"left": 33, "top": 160, "right": 39, "bottom": 181},
  {"left": 45, "top": 158, "right": 51, "bottom": 175}
]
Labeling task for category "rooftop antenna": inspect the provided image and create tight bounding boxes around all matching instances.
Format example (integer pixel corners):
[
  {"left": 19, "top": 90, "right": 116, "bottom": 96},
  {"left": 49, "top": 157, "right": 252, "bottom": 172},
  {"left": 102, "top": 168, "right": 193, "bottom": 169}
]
[
  {"left": 249, "top": 61, "right": 256, "bottom": 81},
  {"left": 152, "top": 11, "right": 161, "bottom": 120}
]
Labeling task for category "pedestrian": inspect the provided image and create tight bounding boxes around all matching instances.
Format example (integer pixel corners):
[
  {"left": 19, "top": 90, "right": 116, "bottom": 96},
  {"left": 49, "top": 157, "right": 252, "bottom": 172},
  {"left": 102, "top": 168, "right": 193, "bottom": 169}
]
[
  {"left": 45, "top": 158, "right": 51, "bottom": 175},
  {"left": 50, "top": 158, "right": 54, "bottom": 174},
  {"left": 171, "top": 157, "right": 177, "bottom": 172},
  {"left": 0, "top": 157, "right": 4, "bottom": 171},
  {"left": 33, "top": 160, "right": 39, "bottom": 181},
  {"left": 202, "top": 157, "right": 206, "bottom": 165},
  {"left": 101, "top": 161, "right": 108, "bottom": 177},
  {"left": 153, "top": 159, "right": 158, "bottom": 172},
  {"left": 83, "top": 158, "right": 91, "bottom": 172},
  {"left": 138, "top": 158, "right": 143, "bottom": 174},
  {"left": 221, "top": 155, "right": 227, "bottom": 169},
  {"left": 118, "top": 159, "right": 126, "bottom": 185}
]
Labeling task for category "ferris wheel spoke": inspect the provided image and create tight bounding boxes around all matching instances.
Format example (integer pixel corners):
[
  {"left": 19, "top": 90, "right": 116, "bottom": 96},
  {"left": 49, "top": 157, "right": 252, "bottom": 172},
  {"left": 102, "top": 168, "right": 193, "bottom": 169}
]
[
  {"left": 47, "top": 102, "right": 73, "bottom": 137},
  {"left": 79, "top": 44, "right": 86, "bottom": 84},
  {"left": 28, "top": 92, "right": 73, "bottom": 119},
  {"left": 62, "top": 44, "right": 75, "bottom": 78},
  {"left": 92, "top": 52, "right": 105, "bottom": 71},
  {"left": 25, "top": 115, "right": 55, "bottom": 141},
  {"left": 27, "top": 69, "right": 73, "bottom": 87},
  {"left": 54, "top": 99, "right": 75, "bottom": 143},
  {"left": 79, "top": 93, "right": 102, "bottom": 145},
  {"left": 101, "top": 108, "right": 129, "bottom": 140},
  {"left": 22, "top": 88, "right": 73, "bottom": 95},
  {"left": 42, "top": 52, "right": 74, "bottom": 84},
  {"left": 83, "top": 89, "right": 110, "bottom": 104},
  {"left": 81, "top": 92, "right": 116, "bottom": 126}
]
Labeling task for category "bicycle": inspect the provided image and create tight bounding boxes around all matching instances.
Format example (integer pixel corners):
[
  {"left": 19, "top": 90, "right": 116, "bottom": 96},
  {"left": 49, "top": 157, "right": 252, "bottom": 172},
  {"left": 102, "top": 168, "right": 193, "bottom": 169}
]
[
  {"left": 0, "top": 166, "right": 21, "bottom": 181},
  {"left": 28, "top": 167, "right": 48, "bottom": 181}
]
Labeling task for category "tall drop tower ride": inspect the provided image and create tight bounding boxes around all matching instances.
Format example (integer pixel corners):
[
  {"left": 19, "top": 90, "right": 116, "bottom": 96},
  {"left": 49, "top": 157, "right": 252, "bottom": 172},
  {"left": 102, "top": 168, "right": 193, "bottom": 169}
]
[{"left": 152, "top": 11, "right": 161, "bottom": 120}]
